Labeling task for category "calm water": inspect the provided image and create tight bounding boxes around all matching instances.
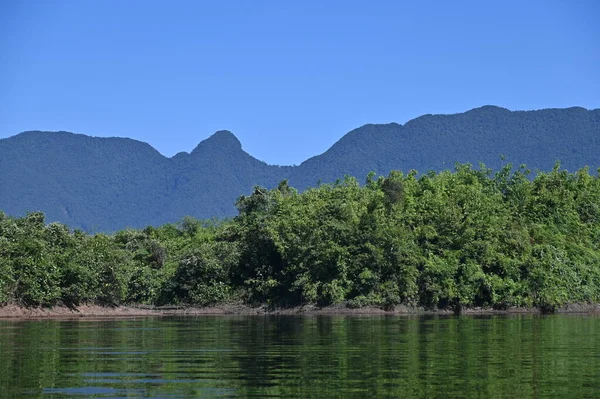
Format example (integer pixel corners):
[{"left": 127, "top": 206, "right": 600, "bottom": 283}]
[{"left": 0, "top": 314, "right": 599, "bottom": 398}]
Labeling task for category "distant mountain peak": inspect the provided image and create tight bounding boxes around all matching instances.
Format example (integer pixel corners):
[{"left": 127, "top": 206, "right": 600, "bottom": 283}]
[
  {"left": 472, "top": 105, "right": 510, "bottom": 112},
  {"left": 191, "top": 130, "right": 242, "bottom": 154}
]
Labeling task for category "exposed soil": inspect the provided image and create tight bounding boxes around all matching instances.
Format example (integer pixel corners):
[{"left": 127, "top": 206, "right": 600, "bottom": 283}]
[{"left": 1, "top": 302, "right": 600, "bottom": 320}]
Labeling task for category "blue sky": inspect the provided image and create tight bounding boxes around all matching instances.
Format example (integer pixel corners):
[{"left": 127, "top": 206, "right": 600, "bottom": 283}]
[{"left": 1, "top": 0, "right": 599, "bottom": 165}]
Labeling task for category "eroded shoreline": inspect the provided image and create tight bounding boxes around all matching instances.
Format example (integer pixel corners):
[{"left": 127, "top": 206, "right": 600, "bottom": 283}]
[{"left": 1, "top": 303, "right": 600, "bottom": 320}]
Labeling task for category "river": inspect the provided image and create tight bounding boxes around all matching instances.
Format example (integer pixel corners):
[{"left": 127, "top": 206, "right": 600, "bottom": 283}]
[{"left": 0, "top": 314, "right": 598, "bottom": 398}]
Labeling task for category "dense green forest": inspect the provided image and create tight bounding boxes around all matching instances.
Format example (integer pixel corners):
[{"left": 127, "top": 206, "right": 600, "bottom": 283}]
[{"left": 2, "top": 163, "right": 600, "bottom": 313}]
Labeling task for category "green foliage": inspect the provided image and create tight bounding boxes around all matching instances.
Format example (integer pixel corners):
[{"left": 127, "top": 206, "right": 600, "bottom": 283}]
[
  {"left": 2, "top": 163, "right": 600, "bottom": 313},
  {"left": 159, "top": 242, "right": 239, "bottom": 306},
  {"left": 70, "top": 234, "right": 132, "bottom": 305},
  {"left": 1, "top": 213, "right": 62, "bottom": 306}
]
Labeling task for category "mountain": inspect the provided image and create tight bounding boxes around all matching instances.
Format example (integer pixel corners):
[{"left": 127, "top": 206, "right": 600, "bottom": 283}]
[
  {"left": 1, "top": 106, "right": 599, "bottom": 231},
  {"left": 290, "top": 106, "right": 600, "bottom": 189}
]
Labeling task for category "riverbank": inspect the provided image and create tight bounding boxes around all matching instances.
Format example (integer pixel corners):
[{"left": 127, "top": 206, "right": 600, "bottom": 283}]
[{"left": 2, "top": 302, "right": 600, "bottom": 319}]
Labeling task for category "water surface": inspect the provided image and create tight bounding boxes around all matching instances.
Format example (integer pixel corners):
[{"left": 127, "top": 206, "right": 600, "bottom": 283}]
[{"left": 0, "top": 314, "right": 598, "bottom": 398}]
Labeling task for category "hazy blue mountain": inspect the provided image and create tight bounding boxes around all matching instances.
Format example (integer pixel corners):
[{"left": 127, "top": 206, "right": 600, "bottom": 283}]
[
  {"left": 161, "top": 130, "right": 291, "bottom": 224},
  {"left": 290, "top": 106, "right": 600, "bottom": 189},
  {"left": 1, "top": 106, "right": 599, "bottom": 231}
]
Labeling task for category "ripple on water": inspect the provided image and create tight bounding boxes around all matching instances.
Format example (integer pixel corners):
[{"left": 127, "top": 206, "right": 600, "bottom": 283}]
[{"left": 1, "top": 315, "right": 599, "bottom": 398}]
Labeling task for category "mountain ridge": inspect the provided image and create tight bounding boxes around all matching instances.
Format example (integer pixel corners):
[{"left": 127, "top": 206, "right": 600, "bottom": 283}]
[
  {"left": 4, "top": 105, "right": 597, "bottom": 165},
  {"left": 1, "top": 105, "right": 599, "bottom": 231}
]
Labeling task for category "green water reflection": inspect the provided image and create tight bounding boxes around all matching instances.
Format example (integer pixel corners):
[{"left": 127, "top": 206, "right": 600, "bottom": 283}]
[{"left": 0, "top": 315, "right": 598, "bottom": 398}]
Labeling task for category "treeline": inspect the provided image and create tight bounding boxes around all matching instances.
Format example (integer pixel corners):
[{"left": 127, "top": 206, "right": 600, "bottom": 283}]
[{"left": 1, "top": 163, "right": 600, "bottom": 313}]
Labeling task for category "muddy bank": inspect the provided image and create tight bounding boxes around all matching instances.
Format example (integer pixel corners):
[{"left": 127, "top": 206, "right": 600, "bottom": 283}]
[
  {"left": 2, "top": 302, "right": 600, "bottom": 319},
  {"left": 0, "top": 304, "right": 263, "bottom": 319}
]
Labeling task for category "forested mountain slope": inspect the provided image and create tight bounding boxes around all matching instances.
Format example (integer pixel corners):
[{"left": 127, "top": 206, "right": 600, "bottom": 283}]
[
  {"left": 290, "top": 106, "right": 600, "bottom": 189},
  {"left": 1, "top": 106, "right": 598, "bottom": 231}
]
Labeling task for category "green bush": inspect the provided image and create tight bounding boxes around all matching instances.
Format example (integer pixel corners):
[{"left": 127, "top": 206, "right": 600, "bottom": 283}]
[{"left": 2, "top": 164, "right": 600, "bottom": 313}]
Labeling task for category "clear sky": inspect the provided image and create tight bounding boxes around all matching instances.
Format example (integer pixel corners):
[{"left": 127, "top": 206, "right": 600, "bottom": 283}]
[{"left": 1, "top": 0, "right": 599, "bottom": 165}]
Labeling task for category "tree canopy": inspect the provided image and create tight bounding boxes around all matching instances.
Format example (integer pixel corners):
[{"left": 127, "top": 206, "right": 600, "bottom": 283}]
[{"left": 1, "top": 163, "right": 600, "bottom": 313}]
